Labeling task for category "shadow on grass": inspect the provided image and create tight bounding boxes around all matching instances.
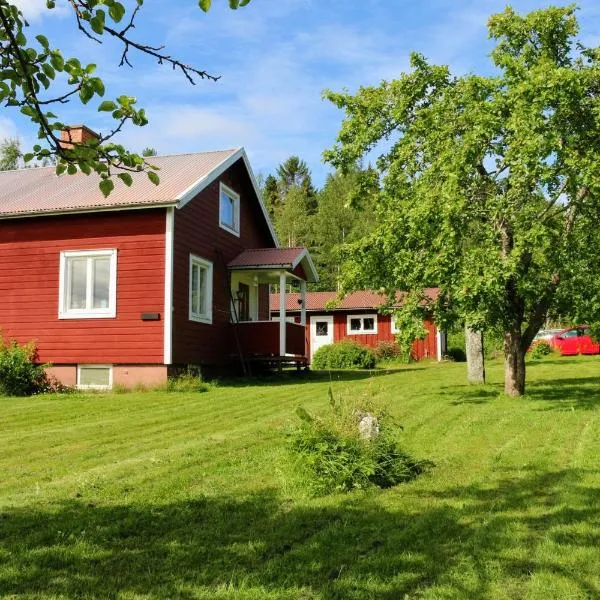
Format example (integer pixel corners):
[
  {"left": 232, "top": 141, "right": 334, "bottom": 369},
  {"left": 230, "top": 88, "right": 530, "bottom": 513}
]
[
  {"left": 525, "top": 376, "right": 600, "bottom": 411},
  {"left": 1, "top": 469, "right": 600, "bottom": 598}
]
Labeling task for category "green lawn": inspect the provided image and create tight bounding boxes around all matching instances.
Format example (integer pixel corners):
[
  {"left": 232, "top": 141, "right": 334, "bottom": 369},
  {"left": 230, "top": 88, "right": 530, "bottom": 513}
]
[{"left": 1, "top": 357, "right": 600, "bottom": 599}]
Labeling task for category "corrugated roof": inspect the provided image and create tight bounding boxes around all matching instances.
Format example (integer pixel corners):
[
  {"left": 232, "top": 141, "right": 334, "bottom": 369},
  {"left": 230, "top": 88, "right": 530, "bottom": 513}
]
[
  {"left": 0, "top": 149, "right": 238, "bottom": 218},
  {"left": 270, "top": 288, "right": 439, "bottom": 312},
  {"left": 228, "top": 247, "right": 307, "bottom": 268}
]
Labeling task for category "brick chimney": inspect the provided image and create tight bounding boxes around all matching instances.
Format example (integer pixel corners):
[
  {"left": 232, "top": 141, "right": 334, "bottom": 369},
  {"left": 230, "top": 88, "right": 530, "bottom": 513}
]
[{"left": 59, "top": 125, "right": 100, "bottom": 150}]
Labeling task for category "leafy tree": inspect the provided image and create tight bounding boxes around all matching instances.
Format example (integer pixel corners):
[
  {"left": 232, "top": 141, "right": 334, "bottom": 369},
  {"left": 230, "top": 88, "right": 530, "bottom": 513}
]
[
  {"left": 0, "top": 137, "right": 20, "bottom": 170},
  {"left": 311, "top": 166, "right": 378, "bottom": 290},
  {"left": 0, "top": 0, "right": 251, "bottom": 195},
  {"left": 275, "top": 185, "right": 314, "bottom": 248},
  {"left": 141, "top": 147, "right": 157, "bottom": 157},
  {"left": 325, "top": 6, "right": 600, "bottom": 396}
]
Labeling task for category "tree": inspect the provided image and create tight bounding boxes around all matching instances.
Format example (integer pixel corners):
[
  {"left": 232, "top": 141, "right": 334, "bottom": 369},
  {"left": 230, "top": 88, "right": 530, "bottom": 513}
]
[
  {"left": 275, "top": 155, "right": 317, "bottom": 212},
  {"left": 324, "top": 6, "right": 600, "bottom": 396},
  {"left": 141, "top": 147, "right": 157, "bottom": 157},
  {"left": 262, "top": 174, "right": 279, "bottom": 218},
  {"left": 0, "top": 137, "right": 20, "bottom": 170},
  {"left": 274, "top": 185, "right": 313, "bottom": 248},
  {"left": 0, "top": 0, "right": 251, "bottom": 195}
]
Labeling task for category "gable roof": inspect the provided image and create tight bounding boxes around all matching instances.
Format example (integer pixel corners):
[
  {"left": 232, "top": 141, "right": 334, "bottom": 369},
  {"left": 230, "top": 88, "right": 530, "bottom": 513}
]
[
  {"left": 0, "top": 147, "right": 278, "bottom": 245},
  {"left": 270, "top": 288, "right": 439, "bottom": 312},
  {"left": 228, "top": 247, "right": 319, "bottom": 283}
]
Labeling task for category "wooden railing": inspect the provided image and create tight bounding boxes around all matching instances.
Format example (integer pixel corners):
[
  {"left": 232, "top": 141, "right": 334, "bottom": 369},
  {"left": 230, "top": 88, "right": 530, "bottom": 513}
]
[{"left": 233, "top": 321, "right": 306, "bottom": 357}]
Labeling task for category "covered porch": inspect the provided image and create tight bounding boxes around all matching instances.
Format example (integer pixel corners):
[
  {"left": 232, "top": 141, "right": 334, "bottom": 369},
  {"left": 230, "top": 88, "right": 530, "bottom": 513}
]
[{"left": 227, "top": 247, "right": 318, "bottom": 368}]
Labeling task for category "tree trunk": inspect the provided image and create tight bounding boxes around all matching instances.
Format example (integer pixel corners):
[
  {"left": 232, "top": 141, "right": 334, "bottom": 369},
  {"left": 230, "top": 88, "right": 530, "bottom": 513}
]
[
  {"left": 465, "top": 325, "right": 485, "bottom": 384},
  {"left": 504, "top": 329, "right": 526, "bottom": 396}
]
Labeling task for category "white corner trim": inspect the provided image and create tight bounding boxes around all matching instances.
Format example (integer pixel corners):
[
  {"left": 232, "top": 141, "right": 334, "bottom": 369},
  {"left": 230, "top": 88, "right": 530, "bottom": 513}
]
[
  {"left": 58, "top": 249, "right": 117, "bottom": 319},
  {"left": 164, "top": 207, "right": 174, "bottom": 365}
]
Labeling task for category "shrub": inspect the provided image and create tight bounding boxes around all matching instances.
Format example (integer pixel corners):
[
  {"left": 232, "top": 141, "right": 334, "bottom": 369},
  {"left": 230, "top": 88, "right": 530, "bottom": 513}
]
[
  {"left": 374, "top": 340, "right": 403, "bottom": 361},
  {"left": 0, "top": 338, "right": 47, "bottom": 396},
  {"left": 312, "top": 341, "right": 376, "bottom": 370},
  {"left": 530, "top": 341, "right": 553, "bottom": 359},
  {"left": 288, "top": 389, "right": 426, "bottom": 495},
  {"left": 166, "top": 370, "right": 215, "bottom": 393}
]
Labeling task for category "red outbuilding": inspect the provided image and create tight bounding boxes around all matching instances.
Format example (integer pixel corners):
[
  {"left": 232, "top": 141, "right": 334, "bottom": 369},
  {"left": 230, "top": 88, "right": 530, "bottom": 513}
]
[
  {"left": 0, "top": 126, "right": 317, "bottom": 388},
  {"left": 270, "top": 289, "right": 446, "bottom": 362}
]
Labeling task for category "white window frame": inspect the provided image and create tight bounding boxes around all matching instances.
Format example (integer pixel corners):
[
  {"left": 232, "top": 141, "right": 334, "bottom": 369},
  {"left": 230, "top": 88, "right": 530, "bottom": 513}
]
[
  {"left": 219, "top": 182, "right": 240, "bottom": 237},
  {"left": 189, "top": 254, "right": 213, "bottom": 324},
  {"left": 346, "top": 313, "right": 378, "bottom": 335},
  {"left": 391, "top": 315, "right": 399, "bottom": 334},
  {"left": 77, "top": 364, "right": 113, "bottom": 390},
  {"left": 58, "top": 249, "right": 117, "bottom": 319}
]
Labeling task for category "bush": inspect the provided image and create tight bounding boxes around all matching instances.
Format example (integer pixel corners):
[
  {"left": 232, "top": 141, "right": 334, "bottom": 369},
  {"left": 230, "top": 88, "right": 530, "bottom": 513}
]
[
  {"left": 0, "top": 338, "right": 47, "bottom": 396},
  {"left": 166, "top": 370, "right": 215, "bottom": 393},
  {"left": 530, "top": 341, "right": 553, "bottom": 359},
  {"left": 312, "top": 341, "right": 376, "bottom": 370},
  {"left": 288, "top": 389, "right": 426, "bottom": 495},
  {"left": 374, "top": 340, "right": 403, "bottom": 361}
]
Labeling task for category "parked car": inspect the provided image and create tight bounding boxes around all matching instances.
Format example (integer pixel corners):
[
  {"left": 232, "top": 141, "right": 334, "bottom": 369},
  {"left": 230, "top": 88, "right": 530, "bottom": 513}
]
[
  {"left": 550, "top": 326, "right": 600, "bottom": 356},
  {"left": 533, "top": 328, "right": 563, "bottom": 343}
]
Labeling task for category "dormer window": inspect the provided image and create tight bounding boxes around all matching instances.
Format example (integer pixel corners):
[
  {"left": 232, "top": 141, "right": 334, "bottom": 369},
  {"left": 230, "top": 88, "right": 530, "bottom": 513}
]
[{"left": 219, "top": 182, "right": 240, "bottom": 236}]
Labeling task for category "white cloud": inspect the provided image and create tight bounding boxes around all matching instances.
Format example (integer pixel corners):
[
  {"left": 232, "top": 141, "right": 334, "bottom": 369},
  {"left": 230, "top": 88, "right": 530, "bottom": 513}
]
[
  {"left": 0, "top": 117, "right": 18, "bottom": 141},
  {"left": 10, "top": 0, "right": 67, "bottom": 21}
]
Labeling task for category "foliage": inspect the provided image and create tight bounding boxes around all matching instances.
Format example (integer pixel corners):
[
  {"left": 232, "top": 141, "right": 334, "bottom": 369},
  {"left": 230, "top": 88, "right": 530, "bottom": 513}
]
[
  {"left": 312, "top": 340, "right": 376, "bottom": 370},
  {"left": 272, "top": 185, "right": 314, "bottom": 248},
  {"left": 0, "top": 336, "right": 46, "bottom": 396},
  {"left": 141, "top": 147, "right": 157, "bottom": 157},
  {"left": 373, "top": 340, "right": 403, "bottom": 361},
  {"left": 290, "top": 389, "right": 424, "bottom": 494},
  {"left": 0, "top": 137, "right": 20, "bottom": 170},
  {"left": 166, "top": 371, "right": 215, "bottom": 393},
  {"left": 391, "top": 310, "right": 428, "bottom": 362},
  {"left": 446, "top": 347, "right": 467, "bottom": 362},
  {"left": 0, "top": 0, "right": 251, "bottom": 195},
  {"left": 325, "top": 6, "right": 600, "bottom": 397},
  {"left": 529, "top": 341, "right": 554, "bottom": 360}
]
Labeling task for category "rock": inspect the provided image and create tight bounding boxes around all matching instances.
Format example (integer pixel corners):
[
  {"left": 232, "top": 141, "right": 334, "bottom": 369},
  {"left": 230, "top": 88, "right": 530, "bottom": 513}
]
[{"left": 357, "top": 412, "right": 380, "bottom": 440}]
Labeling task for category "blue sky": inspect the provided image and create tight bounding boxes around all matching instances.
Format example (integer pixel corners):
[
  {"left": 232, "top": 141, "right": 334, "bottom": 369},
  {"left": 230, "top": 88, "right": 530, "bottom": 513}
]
[{"left": 6, "top": 0, "right": 600, "bottom": 186}]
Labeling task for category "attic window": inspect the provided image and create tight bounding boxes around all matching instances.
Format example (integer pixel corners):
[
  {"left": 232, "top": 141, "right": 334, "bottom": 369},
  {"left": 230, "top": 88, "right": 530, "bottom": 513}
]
[{"left": 219, "top": 182, "right": 240, "bottom": 236}]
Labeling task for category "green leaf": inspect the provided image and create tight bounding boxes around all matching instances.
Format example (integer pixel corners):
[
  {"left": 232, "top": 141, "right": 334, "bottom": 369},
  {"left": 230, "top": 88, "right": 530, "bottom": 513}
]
[
  {"left": 55, "top": 163, "right": 67, "bottom": 176},
  {"left": 108, "top": 3, "right": 126, "bottom": 22},
  {"left": 229, "top": 0, "right": 239, "bottom": 8},
  {"left": 118, "top": 172, "right": 133, "bottom": 187},
  {"left": 99, "top": 178, "right": 115, "bottom": 197},
  {"left": 42, "top": 63, "right": 56, "bottom": 80},
  {"left": 98, "top": 100, "right": 117, "bottom": 112},
  {"left": 67, "top": 163, "right": 78, "bottom": 175},
  {"left": 147, "top": 171, "right": 160, "bottom": 186},
  {"left": 35, "top": 35, "right": 50, "bottom": 49},
  {"left": 23, "top": 153, "right": 34, "bottom": 163},
  {"left": 198, "top": 0, "right": 211, "bottom": 12}
]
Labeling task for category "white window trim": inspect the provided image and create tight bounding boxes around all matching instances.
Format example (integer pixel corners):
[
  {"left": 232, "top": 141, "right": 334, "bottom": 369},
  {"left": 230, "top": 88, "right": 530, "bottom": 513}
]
[
  {"left": 189, "top": 254, "right": 213, "bottom": 324},
  {"left": 346, "top": 313, "right": 378, "bottom": 335},
  {"left": 219, "top": 182, "right": 240, "bottom": 237},
  {"left": 391, "top": 315, "right": 399, "bottom": 334},
  {"left": 58, "top": 249, "right": 117, "bottom": 319},
  {"left": 77, "top": 364, "right": 113, "bottom": 390}
]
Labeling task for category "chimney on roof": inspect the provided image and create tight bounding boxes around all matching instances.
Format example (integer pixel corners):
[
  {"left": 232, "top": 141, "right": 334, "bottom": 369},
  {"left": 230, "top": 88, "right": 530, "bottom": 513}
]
[{"left": 59, "top": 125, "right": 100, "bottom": 150}]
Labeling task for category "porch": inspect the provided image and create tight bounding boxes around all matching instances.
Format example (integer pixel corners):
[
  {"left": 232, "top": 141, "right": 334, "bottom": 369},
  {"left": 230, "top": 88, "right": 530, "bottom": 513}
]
[{"left": 227, "top": 247, "right": 318, "bottom": 369}]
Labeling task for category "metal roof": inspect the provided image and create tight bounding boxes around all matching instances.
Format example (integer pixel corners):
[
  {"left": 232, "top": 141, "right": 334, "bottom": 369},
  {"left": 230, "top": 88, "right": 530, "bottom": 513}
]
[
  {"left": 228, "top": 247, "right": 319, "bottom": 282},
  {"left": 270, "top": 288, "right": 439, "bottom": 312},
  {"left": 0, "top": 149, "right": 238, "bottom": 218}
]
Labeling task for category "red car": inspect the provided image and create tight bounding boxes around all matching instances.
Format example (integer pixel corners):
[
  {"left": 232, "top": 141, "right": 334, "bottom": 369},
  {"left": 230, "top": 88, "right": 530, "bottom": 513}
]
[{"left": 550, "top": 326, "right": 600, "bottom": 356}]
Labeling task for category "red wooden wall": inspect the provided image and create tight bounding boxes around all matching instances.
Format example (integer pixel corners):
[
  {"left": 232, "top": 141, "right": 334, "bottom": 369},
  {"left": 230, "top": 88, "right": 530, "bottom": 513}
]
[
  {"left": 172, "top": 158, "right": 275, "bottom": 365},
  {"left": 292, "top": 311, "right": 438, "bottom": 360},
  {"left": 0, "top": 209, "right": 166, "bottom": 364}
]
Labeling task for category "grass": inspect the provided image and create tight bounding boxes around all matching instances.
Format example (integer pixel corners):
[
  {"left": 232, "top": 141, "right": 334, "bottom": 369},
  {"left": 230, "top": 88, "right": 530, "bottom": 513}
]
[{"left": 1, "top": 356, "right": 600, "bottom": 598}]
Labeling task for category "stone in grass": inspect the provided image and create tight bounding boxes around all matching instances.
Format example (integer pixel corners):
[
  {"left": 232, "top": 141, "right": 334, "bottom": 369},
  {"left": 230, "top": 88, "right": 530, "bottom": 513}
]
[{"left": 357, "top": 412, "right": 380, "bottom": 440}]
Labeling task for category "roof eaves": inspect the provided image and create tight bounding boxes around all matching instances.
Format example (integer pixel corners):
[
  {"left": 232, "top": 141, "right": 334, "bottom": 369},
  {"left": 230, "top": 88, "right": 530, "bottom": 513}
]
[{"left": 0, "top": 200, "right": 178, "bottom": 220}]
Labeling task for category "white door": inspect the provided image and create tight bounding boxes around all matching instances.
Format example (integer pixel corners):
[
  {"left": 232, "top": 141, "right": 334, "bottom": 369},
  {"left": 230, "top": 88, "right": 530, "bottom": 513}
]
[{"left": 310, "top": 315, "right": 334, "bottom": 359}]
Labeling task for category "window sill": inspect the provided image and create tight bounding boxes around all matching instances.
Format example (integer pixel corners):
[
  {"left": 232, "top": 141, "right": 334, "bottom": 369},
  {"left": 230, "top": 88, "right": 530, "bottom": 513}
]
[
  {"left": 59, "top": 311, "right": 116, "bottom": 319},
  {"left": 219, "top": 222, "right": 240, "bottom": 237},
  {"left": 189, "top": 314, "right": 213, "bottom": 324}
]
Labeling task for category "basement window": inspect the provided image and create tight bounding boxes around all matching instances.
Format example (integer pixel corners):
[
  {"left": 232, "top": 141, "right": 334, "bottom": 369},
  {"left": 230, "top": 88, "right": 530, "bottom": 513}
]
[
  {"left": 77, "top": 365, "right": 112, "bottom": 389},
  {"left": 347, "top": 314, "right": 377, "bottom": 335}
]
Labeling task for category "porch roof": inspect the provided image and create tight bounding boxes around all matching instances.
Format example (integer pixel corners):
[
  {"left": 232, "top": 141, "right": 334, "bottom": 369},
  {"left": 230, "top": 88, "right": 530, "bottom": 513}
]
[{"left": 228, "top": 247, "right": 318, "bottom": 282}]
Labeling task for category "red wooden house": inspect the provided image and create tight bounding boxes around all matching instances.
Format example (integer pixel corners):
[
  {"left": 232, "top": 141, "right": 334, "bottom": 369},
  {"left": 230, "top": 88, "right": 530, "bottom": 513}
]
[
  {"left": 0, "top": 126, "right": 317, "bottom": 389},
  {"left": 270, "top": 289, "right": 446, "bottom": 362}
]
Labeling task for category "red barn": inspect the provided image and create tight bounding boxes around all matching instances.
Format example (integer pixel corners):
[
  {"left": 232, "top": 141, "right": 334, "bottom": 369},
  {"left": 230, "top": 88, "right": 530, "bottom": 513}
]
[
  {"left": 0, "top": 126, "right": 317, "bottom": 389},
  {"left": 270, "top": 289, "right": 445, "bottom": 362}
]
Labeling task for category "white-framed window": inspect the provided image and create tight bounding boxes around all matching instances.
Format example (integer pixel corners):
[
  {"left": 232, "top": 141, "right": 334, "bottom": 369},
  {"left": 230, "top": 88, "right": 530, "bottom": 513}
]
[
  {"left": 77, "top": 365, "right": 113, "bottom": 389},
  {"left": 347, "top": 313, "right": 378, "bottom": 335},
  {"left": 189, "top": 255, "right": 213, "bottom": 323},
  {"left": 391, "top": 315, "right": 400, "bottom": 334},
  {"left": 219, "top": 182, "right": 240, "bottom": 236},
  {"left": 59, "top": 249, "right": 117, "bottom": 319}
]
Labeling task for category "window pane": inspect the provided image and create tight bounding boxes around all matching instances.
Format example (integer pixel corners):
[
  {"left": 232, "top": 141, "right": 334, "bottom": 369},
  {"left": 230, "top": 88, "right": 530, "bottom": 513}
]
[
  {"left": 191, "top": 263, "right": 199, "bottom": 314},
  {"left": 68, "top": 258, "right": 87, "bottom": 310},
  {"left": 316, "top": 322, "right": 328, "bottom": 336},
  {"left": 79, "top": 366, "right": 111, "bottom": 387},
  {"left": 92, "top": 257, "right": 110, "bottom": 309},
  {"left": 198, "top": 266, "right": 206, "bottom": 314},
  {"left": 363, "top": 318, "right": 375, "bottom": 331},
  {"left": 350, "top": 318, "right": 361, "bottom": 331},
  {"left": 220, "top": 191, "right": 235, "bottom": 228}
]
